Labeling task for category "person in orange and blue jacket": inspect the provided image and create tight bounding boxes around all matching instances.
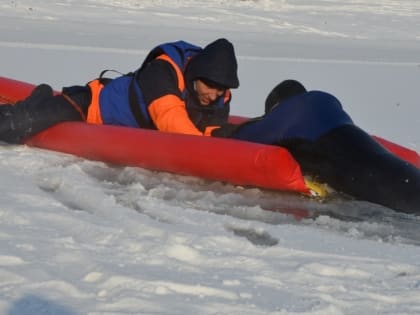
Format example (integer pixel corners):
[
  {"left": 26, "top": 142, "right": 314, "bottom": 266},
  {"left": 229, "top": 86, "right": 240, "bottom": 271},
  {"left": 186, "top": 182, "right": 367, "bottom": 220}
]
[{"left": 0, "top": 38, "right": 239, "bottom": 143}]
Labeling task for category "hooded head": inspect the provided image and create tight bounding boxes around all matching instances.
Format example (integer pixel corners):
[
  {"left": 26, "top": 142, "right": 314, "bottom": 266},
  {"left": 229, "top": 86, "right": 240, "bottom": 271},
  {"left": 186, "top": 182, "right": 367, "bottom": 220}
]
[
  {"left": 186, "top": 38, "right": 239, "bottom": 90},
  {"left": 265, "top": 80, "right": 307, "bottom": 114}
]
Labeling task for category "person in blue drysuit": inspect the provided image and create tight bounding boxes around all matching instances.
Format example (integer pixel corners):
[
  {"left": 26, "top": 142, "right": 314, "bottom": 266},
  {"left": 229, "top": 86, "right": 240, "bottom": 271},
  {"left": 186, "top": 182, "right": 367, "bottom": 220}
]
[{"left": 212, "top": 80, "right": 420, "bottom": 215}]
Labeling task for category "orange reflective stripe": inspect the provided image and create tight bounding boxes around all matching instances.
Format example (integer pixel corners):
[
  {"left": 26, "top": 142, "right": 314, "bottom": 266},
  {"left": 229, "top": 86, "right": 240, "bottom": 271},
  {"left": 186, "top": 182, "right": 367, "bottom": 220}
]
[
  {"left": 86, "top": 79, "right": 104, "bottom": 125},
  {"left": 156, "top": 55, "right": 185, "bottom": 91}
]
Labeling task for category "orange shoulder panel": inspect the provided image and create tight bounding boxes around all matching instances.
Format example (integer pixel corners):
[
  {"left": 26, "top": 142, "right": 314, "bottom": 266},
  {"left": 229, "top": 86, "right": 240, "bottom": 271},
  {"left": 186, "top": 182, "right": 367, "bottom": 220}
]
[
  {"left": 86, "top": 79, "right": 104, "bottom": 125},
  {"left": 156, "top": 55, "right": 185, "bottom": 91},
  {"left": 148, "top": 94, "right": 204, "bottom": 136}
]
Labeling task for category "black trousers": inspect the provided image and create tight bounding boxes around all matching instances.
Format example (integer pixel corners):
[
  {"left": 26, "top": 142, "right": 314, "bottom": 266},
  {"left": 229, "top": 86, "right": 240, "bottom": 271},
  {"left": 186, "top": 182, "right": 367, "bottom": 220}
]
[
  {"left": 282, "top": 125, "right": 420, "bottom": 215},
  {"left": 0, "top": 84, "right": 91, "bottom": 144}
]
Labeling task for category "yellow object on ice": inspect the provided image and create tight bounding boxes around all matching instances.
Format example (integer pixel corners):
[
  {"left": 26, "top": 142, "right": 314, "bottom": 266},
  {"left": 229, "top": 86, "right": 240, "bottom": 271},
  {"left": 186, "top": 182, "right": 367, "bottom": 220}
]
[{"left": 304, "top": 177, "right": 330, "bottom": 199}]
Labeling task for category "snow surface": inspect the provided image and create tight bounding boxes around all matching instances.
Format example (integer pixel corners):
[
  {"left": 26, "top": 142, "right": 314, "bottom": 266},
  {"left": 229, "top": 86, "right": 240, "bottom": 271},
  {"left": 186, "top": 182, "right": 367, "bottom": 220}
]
[{"left": 1, "top": 0, "right": 420, "bottom": 314}]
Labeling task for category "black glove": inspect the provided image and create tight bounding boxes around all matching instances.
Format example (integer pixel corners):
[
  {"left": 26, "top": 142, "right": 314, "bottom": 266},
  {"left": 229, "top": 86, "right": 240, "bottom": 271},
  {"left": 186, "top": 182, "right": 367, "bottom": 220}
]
[
  {"left": 211, "top": 115, "right": 267, "bottom": 138},
  {"left": 210, "top": 123, "right": 241, "bottom": 138}
]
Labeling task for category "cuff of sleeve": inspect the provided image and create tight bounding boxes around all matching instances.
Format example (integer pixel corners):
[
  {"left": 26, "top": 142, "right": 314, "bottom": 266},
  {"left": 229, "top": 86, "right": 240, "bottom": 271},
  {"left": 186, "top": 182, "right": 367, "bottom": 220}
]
[{"left": 204, "top": 126, "right": 220, "bottom": 136}]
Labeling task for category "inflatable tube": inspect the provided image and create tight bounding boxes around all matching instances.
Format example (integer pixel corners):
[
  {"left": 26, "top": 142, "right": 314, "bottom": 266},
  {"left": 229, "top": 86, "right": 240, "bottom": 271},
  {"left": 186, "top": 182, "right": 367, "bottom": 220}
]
[
  {"left": 27, "top": 123, "right": 310, "bottom": 192},
  {"left": 0, "top": 76, "right": 309, "bottom": 194}
]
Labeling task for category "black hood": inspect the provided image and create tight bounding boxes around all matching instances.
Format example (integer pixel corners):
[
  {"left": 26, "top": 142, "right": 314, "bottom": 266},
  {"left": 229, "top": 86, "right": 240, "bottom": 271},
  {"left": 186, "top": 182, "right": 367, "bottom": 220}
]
[
  {"left": 186, "top": 38, "right": 239, "bottom": 89},
  {"left": 265, "top": 80, "right": 307, "bottom": 114}
]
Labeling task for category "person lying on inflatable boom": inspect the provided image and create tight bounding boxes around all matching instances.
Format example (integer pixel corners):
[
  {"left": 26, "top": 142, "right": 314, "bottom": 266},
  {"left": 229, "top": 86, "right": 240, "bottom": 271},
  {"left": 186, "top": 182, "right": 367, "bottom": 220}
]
[
  {"left": 0, "top": 38, "right": 239, "bottom": 143},
  {"left": 212, "top": 80, "right": 420, "bottom": 215}
]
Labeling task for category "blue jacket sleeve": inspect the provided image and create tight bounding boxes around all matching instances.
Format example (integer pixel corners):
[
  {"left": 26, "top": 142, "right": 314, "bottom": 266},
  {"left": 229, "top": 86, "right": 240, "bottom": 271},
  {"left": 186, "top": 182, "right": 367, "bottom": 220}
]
[{"left": 232, "top": 91, "right": 354, "bottom": 144}]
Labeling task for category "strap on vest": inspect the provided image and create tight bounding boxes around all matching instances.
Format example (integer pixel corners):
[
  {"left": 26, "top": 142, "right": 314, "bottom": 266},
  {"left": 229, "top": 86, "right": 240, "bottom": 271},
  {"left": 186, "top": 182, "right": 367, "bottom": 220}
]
[
  {"left": 98, "top": 69, "right": 126, "bottom": 85},
  {"left": 61, "top": 93, "right": 87, "bottom": 121}
]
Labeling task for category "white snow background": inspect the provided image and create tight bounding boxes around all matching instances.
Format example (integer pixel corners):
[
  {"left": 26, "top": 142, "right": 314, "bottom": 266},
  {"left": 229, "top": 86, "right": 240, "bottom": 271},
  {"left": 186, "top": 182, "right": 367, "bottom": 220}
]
[{"left": 1, "top": 0, "right": 420, "bottom": 314}]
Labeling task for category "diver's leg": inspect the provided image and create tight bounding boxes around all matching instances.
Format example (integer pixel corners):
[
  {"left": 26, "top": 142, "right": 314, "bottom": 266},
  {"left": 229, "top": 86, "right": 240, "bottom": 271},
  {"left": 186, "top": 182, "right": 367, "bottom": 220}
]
[{"left": 313, "top": 125, "right": 420, "bottom": 214}]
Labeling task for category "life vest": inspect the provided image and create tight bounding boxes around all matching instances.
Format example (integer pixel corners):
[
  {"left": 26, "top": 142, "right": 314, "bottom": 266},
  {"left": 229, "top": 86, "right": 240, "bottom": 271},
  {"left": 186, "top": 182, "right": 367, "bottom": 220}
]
[{"left": 87, "top": 40, "right": 228, "bottom": 129}]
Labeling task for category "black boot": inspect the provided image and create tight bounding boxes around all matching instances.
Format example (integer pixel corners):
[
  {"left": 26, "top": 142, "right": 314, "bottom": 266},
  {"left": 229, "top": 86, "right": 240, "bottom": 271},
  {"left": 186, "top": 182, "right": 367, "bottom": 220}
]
[
  {"left": 24, "top": 84, "right": 54, "bottom": 103},
  {"left": 0, "top": 83, "right": 87, "bottom": 144},
  {"left": 0, "top": 84, "right": 54, "bottom": 144}
]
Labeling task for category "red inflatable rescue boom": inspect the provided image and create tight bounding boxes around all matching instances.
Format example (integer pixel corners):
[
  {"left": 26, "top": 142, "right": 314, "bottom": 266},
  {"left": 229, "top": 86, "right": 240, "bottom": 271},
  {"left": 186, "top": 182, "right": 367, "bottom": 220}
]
[{"left": 0, "top": 76, "right": 310, "bottom": 194}]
